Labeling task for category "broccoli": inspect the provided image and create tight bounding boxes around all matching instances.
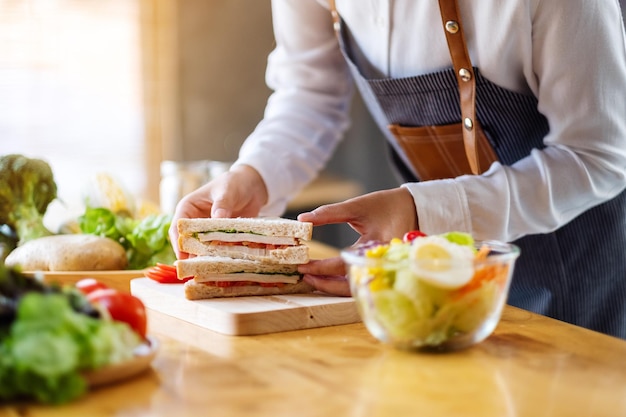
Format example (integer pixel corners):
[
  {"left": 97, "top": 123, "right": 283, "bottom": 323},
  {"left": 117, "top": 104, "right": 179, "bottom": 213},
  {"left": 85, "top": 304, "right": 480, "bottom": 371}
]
[
  {"left": 0, "top": 154, "right": 57, "bottom": 246},
  {"left": 0, "top": 225, "right": 18, "bottom": 263}
]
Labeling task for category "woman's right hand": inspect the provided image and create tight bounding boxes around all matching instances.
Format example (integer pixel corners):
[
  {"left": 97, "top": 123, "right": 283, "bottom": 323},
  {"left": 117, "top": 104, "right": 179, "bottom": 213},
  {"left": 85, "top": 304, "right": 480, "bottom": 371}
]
[{"left": 168, "top": 164, "right": 268, "bottom": 259}]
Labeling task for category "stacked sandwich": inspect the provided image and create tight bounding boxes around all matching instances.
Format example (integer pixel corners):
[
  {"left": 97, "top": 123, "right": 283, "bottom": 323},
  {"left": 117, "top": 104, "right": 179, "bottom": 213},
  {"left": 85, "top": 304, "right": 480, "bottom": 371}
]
[{"left": 175, "top": 217, "right": 315, "bottom": 300}]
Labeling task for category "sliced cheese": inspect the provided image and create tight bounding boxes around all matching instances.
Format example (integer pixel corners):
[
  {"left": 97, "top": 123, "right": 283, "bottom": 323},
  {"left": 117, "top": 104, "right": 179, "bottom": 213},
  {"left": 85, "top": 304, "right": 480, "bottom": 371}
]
[
  {"left": 197, "top": 232, "right": 298, "bottom": 246},
  {"left": 202, "top": 245, "right": 269, "bottom": 257},
  {"left": 194, "top": 273, "right": 301, "bottom": 284}
]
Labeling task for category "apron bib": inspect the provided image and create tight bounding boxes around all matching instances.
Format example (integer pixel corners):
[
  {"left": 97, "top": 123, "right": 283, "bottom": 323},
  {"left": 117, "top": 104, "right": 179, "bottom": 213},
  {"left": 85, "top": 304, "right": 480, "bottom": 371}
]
[{"left": 332, "top": 10, "right": 626, "bottom": 338}]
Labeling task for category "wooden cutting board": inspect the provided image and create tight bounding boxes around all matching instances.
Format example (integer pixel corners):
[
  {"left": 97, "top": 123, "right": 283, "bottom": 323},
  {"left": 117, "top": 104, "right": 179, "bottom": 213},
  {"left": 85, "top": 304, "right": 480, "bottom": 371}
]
[{"left": 130, "top": 278, "right": 360, "bottom": 336}]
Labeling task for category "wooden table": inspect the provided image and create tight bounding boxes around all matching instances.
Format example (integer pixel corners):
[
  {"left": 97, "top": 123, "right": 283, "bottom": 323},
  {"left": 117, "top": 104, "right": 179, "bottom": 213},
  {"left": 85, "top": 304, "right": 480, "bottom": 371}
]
[{"left": 3, "top": 242, "right": 626, "bottom": 417}]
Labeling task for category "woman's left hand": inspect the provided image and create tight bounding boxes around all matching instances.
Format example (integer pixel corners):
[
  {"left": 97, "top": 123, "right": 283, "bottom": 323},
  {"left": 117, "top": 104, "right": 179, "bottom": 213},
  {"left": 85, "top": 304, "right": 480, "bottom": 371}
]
[{"left": 297, "top": 187, "right": 418, "bottom": 296}]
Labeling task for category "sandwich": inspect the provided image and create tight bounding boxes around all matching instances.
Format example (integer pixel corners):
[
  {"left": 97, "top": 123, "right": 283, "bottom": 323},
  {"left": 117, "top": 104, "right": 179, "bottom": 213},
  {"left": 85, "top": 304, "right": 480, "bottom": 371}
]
[
  {"left": 177, "top": 217, "right": 313, "bottom": 264},
  {"left": 177, "top": 256, "right": 314, "bottom": 299}
]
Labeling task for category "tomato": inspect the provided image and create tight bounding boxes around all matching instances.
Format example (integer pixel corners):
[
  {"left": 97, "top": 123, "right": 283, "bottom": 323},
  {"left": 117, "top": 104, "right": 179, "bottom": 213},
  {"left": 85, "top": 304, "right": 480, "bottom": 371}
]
[
  {"left": 155, "top": 263, "right": 176, "bottom": 272},
  {"left": 403, "top": 230, "right": 427, "bottom": 243},
  {"left": 145, "top": 268, "right": 174, "bottom": 281},
  {"left": 145, "top": 263, "right": 192, "bottom": 284},
  {"left": 87, "top": 289, "right": 148, "bottom": 339},
  {"left": 75, "top": 278, "right": 109, "bottom": 295}
]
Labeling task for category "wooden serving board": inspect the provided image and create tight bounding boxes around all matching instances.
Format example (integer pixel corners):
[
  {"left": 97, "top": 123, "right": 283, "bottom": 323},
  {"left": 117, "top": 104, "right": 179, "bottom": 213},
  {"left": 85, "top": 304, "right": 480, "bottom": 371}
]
[{"left": 130, "top": 278, "right": 360, "bottom": 336}]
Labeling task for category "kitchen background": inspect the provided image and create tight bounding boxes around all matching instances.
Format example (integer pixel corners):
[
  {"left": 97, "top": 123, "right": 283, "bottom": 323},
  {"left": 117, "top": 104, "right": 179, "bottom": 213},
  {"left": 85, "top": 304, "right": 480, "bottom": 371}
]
[
  {"left": 1, "top": 0, "right": 624, "bottom": 247},
  {"left": 0, "top": 0, "right": 398, "bottom": 248}
]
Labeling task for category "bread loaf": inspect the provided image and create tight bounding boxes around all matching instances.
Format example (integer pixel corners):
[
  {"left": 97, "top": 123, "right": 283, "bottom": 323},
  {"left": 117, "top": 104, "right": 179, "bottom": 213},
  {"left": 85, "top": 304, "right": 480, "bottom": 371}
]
[{"left": 5, "top": 234, "right": 128, "bottom": 271}]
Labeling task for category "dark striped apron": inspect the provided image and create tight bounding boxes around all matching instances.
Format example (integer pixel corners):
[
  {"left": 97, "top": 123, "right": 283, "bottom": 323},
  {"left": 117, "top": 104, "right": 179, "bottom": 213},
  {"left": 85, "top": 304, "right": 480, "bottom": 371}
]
[{"left": 334, "top": 14, "right": 626, "bottom": 338}]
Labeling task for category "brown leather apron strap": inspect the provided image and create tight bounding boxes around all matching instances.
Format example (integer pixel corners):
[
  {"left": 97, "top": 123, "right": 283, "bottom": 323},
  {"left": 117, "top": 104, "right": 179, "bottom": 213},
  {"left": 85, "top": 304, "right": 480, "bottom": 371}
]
[
  {"left": 438, "top": 0, "right": 482, "bottom": 174},
  {"left": 329, "top": 0, "right": 340, "bottom": 33}
]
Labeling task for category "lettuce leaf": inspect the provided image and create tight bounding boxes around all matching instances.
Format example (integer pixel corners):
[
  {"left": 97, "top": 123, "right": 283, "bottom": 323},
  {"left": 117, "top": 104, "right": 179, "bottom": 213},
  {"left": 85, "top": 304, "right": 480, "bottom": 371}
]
[
  {"left": 441, "top": 231, "right": 475, "bottom": 249},
  {"left": 0, "top": 292, "right": 140, "bottom": 404},
  {"left": 79, "top": 207, "right": 176, "bottom": 270}
]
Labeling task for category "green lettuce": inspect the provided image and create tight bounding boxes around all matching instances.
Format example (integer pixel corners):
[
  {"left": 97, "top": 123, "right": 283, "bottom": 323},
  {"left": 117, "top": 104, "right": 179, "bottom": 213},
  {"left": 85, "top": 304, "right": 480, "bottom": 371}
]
[
  {"left": 79, "top": 207, "right": 176, "bottom": 270},
  {"left": 0, "top": 292, "right": 140, "bottom": 404},
  {"left": 441, "top": 231, "right": 475, "bottom": 249}
]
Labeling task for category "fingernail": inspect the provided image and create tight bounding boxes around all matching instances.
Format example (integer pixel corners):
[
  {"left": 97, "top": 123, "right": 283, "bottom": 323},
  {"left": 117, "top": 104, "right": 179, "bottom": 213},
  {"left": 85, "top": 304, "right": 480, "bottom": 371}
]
[{"left": 213, "top": 208, "right": 229, "bottom": 218}]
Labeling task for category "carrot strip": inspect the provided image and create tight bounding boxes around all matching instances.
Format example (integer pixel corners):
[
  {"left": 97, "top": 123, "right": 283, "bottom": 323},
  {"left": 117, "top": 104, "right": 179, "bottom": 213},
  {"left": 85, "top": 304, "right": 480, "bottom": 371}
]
[
  {"left": 453, "top": 263, "right": 509, "bottom": 299},
  {"left": 474, "top": 244, "right": 490, "bottom": 261}
]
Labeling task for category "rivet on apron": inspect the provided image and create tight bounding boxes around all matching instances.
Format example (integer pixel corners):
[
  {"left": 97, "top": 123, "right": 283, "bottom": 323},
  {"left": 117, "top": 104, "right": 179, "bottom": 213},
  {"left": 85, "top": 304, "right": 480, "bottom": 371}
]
[
  {"left": 459, "top": 68, "right": 472, "bottom": 82},
  {"left": 331, "top": 11, "right": 340, "bottom": 32},
  {"left": 445, "top": 20, "right": 459, "bottom": 34},
  {"left": 464, "top": 117, "right": 474, "bottom": 131}
]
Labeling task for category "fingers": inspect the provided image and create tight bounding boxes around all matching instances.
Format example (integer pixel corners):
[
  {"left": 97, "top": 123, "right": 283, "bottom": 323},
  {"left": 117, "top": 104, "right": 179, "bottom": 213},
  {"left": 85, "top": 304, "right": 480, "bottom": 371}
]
[
  {"left": 303, "top": 274, "right": 351, "bottom": 297},
  {"left": 169, "top": 190, "right": 215, "bottom": 258},
  {"left": 298, "top": 257, "right": 350, "bottom": 296},
  {"left": 208, "top": 179, "right": 237, "bottom": 218},
  {"left": 211, "top": 207, "right": 232, "bottom": 218},
  {"left": 169, "top": 221, "right": 185, "bottom": 259},
  {"left": 167, "top": 165, "right": 269, "bottom": 259},
  {"left": 168, "top": 209, "right": 184, "bottom": 259},
  {"left": 297, "top": 197, "right": 363, "bottom": 226},
  {"left": 211, "top": 165, "right": 268, "bottom": 218},
  {"left": 300, "top": 188, "right": 418, "bottom": 243},
  {"left": 298, "top": 257, "right": 346, "bottom": 276}
]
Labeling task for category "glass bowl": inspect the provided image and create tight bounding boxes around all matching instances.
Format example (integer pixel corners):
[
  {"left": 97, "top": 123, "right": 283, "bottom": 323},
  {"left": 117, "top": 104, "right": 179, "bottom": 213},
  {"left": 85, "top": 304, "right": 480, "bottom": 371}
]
[{"left": 342, "top": 239, "right": 520, "bottom": 352}]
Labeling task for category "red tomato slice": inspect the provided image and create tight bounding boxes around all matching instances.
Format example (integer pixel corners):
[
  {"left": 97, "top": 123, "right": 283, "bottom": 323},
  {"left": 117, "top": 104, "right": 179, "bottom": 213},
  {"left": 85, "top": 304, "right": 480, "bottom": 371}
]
[
  {"left": 145, "top": 271, "right": 175, "bottom": 283},
  {"left": 87, "top": 289, "right": 148, "bottom": 339},
  {"left": 145, "top": 268, "right": 172, "bottom": 279},
  {"left": 259, "top": 282, "right": 284, "bottom": 288},
  {"left": 145, "top": 265, "right": 192, "bottom": 284},
  {"left": 155, "top": 263, "right": 177, "bottom": 272},
  {"left": 75, "top": 278, "right": 109, "bottom": 295}
]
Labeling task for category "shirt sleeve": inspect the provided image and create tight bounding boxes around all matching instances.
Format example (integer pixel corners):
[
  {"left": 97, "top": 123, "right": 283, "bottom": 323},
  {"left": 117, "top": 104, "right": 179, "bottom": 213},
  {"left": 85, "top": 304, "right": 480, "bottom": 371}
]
[
  {"left": 234, "top": 0, "right": 354, "bottom": 216},
  {"left": 406, "top": 0, "right": 626, "bottom": 242}
]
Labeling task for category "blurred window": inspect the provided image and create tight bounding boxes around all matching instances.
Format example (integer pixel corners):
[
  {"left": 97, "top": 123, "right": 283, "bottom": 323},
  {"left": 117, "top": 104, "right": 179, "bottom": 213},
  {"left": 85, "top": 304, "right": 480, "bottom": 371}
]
[{"left": 0, "top": 0, "right": 149, "bottom": 210}]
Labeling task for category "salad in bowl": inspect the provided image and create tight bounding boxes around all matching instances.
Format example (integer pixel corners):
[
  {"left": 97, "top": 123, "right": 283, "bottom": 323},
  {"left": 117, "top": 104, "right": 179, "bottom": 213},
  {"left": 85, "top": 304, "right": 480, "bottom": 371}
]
[{"left": 341, "top": 231, "right": 520, "bottom": 351}]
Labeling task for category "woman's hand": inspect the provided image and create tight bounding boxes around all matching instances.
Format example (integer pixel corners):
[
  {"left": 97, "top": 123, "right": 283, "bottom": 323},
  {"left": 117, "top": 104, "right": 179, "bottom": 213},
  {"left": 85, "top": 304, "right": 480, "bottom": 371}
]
[
  {"left": 168, "top": 164, "right": 268, "bottom": 259},
  {"left": 299, "top": 257, "right": 351, "bottom": 296},
  {"left": 297, "top": 187, "right": 418, "bottom": 296}
]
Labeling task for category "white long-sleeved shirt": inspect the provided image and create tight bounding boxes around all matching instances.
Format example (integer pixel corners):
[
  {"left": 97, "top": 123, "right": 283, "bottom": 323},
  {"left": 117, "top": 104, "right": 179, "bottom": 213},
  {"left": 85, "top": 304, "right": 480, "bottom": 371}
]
[{"left": 234, "top": 0, "right": 626, "bottom": 242}]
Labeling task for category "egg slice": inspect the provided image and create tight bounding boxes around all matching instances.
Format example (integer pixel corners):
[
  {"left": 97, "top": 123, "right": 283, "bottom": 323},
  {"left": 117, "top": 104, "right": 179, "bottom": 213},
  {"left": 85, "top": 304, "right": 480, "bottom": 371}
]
[{"left": 409, "top": 236, "right": 475, "bottom": 289}]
